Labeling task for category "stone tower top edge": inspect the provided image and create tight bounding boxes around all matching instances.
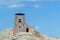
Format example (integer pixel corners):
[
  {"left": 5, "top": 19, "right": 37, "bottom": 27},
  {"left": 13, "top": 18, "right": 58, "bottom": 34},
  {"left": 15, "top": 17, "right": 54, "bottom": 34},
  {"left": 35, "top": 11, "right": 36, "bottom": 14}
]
[{"left": 15, "top": 13, "right": 25, "bottom": 15}]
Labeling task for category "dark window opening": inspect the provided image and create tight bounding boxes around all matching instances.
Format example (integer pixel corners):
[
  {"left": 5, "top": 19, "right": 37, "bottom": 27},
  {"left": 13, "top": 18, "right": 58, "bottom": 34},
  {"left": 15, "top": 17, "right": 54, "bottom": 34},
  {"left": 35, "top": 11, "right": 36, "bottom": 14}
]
[
  {"left": 19, "top": 26, "right": 21, "bottom": 28},
  {"left": 19, "top": 19, "right": 21, "bottom": 23},
  {"left": 26, "top": 28, "right": 29, "bottom": 32}
]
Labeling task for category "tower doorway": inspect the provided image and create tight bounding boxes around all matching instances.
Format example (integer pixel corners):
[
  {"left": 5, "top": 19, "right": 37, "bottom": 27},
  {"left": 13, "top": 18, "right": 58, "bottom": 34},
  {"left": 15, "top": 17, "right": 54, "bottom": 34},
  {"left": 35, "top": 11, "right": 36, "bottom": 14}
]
[{"left": 26, "top": 28, "right": 29, "bottom": 32}]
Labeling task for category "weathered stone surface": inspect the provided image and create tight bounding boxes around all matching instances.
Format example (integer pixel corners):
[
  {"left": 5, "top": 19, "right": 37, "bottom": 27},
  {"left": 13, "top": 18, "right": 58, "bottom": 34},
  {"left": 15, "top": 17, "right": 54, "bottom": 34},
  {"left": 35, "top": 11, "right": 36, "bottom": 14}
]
[{"left": 0, "top": 29, "right": 40, "bottom": 40}]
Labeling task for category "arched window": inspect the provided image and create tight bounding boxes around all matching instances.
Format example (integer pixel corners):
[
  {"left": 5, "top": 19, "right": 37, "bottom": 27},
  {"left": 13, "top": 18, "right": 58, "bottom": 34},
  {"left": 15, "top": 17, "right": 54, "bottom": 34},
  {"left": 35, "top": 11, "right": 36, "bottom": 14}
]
[{"left": 26, "top": 28, "right": 29, "bottom": 32}]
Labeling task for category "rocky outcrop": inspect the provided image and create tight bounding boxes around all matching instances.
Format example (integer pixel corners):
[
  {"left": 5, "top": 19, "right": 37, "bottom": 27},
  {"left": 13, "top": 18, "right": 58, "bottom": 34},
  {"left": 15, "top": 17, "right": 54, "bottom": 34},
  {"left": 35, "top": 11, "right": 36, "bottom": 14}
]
[
  {"left": 0, "top": 29, "right": 59, "bottom": 40},
  {"left": 0, "top": 29, "right": 40, "bottom": 40}
]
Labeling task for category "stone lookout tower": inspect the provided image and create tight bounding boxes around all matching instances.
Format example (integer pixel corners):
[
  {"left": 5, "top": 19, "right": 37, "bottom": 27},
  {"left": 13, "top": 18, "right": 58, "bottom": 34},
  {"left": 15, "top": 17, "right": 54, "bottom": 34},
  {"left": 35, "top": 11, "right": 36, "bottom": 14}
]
[
  {"left": 15, "top": 13, "right": 25, "bottom": 27},
  {"left": 10, "top": 13, "right": 40, "bottom": 38},
  {"left": 12, "top": 13, "right": 35, "bottom": 35}
]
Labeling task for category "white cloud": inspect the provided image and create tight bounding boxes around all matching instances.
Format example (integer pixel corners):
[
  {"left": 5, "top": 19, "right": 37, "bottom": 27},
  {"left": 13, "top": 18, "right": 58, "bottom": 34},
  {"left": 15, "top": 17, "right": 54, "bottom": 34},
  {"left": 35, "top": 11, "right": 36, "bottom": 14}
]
[
  {"left": 0, "top": 0, "right": 59, "bottom": 5},
  {"left": 0, "top": 0, "right": 60, "bottom": 5},
  {"left": 33, "top": 4, "right": 42, "bottom": 8},
  {"left": 35, "top": 26, "right": 40, "bottom": 29},
  {"left": 8, "top": 4, "right": 25, "bottom": 8},
  {"left": 0, "top": 0, "right": 59, "bottom": 9}
]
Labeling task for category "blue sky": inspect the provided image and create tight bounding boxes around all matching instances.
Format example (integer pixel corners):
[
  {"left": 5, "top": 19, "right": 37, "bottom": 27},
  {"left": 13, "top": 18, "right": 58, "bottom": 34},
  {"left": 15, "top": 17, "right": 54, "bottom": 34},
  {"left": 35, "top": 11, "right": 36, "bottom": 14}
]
[{"left": 0, "top": 0, "right": 60, "bottom": 38}]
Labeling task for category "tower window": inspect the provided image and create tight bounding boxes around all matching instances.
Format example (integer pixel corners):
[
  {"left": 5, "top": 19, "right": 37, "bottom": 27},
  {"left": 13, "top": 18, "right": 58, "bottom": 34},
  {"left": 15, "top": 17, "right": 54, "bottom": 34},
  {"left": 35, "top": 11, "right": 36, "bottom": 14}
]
[
  {"left": 26, "top": 28, "right": 29, "bottom": 32},
  {"left": 19, "top": 26, "right": 21, "bottom": 28},
  {"left": 19, "top": 19, "right": 21, "bottom": 23}
]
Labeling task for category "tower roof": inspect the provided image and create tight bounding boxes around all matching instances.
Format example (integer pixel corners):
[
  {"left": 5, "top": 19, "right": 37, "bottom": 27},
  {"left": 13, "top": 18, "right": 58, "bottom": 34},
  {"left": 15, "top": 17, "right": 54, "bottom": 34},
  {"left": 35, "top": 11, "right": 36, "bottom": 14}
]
[{"left": 15, "top": 13, "right": 24, "bottom": 15}]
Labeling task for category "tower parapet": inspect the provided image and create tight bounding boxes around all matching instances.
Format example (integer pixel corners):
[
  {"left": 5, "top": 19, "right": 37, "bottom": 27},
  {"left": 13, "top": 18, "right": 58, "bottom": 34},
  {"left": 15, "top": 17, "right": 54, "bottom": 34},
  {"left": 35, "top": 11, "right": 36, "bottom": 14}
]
[{"left": 15, "top": 13, "right": 25, "bottom": 26}]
